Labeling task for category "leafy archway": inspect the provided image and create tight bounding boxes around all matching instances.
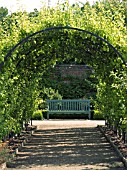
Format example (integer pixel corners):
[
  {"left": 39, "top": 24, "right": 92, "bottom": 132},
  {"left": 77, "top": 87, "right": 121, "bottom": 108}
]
[
  {"left": 0, "top": 26, "right": 126, "bottom": 140},
  {"left": 1, "top": 26, "right": 126, "bottom": 70}
]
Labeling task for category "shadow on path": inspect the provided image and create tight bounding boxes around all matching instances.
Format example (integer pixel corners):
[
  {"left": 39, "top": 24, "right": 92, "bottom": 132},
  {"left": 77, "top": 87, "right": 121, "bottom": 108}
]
[{"left": 7, "top": 127, "right": 126, "bottom": 169}]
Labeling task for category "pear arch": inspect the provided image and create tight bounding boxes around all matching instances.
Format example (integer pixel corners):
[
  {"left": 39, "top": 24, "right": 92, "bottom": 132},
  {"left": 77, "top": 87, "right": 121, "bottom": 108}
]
[{"left": 0, "top": 26, "right": 126, "bottom": 75}]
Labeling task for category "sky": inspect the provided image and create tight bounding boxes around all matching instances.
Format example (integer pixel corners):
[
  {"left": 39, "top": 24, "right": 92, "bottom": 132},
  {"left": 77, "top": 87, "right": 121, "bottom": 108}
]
[{"left": 0, "top": 0, "right": 96, "bottom": 13}]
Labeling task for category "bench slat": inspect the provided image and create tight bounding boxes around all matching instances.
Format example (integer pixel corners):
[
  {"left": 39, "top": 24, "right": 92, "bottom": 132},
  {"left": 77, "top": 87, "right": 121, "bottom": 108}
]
[{"left": 47, "top": 99, "right": 91, "bottom": 119}]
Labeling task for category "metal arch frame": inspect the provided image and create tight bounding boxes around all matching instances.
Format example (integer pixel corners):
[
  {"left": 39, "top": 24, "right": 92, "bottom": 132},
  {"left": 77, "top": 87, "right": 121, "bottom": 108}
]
[{"left": 0, "top": 26, "right": 127, "bottom": 70}]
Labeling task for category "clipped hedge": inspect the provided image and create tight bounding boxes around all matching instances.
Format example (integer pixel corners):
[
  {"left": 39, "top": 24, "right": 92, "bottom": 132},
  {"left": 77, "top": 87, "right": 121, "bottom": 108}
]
[{"left": 32, "top": 110, "right": 43, "bottom": 120}]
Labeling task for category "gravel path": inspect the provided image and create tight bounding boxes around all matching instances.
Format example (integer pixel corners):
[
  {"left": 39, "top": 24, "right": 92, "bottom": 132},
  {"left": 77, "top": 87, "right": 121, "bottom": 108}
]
[{"left": 6, "top": 120, "right": 126, "bottom": 170}]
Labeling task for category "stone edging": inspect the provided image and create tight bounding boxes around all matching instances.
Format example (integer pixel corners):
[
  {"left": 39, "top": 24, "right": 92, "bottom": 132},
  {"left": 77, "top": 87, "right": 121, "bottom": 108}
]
[
  {"left": 0, "top": 128, "right": 36, "bottom": 169},
  {"left": 98, "top": 125, "right": 127, "bottom": 167}
]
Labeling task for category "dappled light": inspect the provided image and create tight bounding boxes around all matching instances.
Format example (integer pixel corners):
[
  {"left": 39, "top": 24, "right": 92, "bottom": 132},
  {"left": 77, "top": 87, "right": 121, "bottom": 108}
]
[{"left": 8, "top": 126, "right": 124, "bottom": 169}]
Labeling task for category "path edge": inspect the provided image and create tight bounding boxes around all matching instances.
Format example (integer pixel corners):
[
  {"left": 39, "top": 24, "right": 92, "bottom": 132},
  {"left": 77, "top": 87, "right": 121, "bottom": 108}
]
[
  {"left": 0, "top": 127, "right": 37, "bottom": 170},
  {"left": 98, "top": 125, "right": 127, "bottom": 167}
]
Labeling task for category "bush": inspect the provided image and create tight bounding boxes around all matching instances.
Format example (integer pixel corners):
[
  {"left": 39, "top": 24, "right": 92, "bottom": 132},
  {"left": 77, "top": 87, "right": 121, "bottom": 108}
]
[
  {"left": 32, "top": 110, "right": 43, "bottom": 120},
  {"left": 42, "top": 110, "right": 48, "bottom": 119},
  {"left": 93, "top": 110, "right": 104, "bottom": 120}
]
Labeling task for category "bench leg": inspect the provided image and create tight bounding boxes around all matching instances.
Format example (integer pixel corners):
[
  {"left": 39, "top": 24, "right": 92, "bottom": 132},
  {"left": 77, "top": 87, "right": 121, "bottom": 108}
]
[
  {"left": 47, "top": 112, "right": 49, "bottom": 120},
  {"left": 89, "top": 112, "right": 91, "bottom": 120}
]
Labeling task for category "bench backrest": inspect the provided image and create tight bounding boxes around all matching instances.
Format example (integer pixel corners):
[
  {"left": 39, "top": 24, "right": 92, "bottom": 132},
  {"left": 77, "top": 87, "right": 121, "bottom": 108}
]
[{"left": 47, "top": 99, "right": 90, "bottom": 112}]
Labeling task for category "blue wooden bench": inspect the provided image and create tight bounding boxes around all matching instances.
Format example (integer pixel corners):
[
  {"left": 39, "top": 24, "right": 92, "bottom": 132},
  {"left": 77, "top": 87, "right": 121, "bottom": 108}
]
[{"left": 46, "top": 99, "right": 91, "bottom": 119}]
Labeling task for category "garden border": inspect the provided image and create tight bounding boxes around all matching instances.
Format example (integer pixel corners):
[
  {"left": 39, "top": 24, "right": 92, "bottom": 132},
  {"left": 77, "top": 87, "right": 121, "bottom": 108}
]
[
  {"left": 98, "top": 125, "right": 127, "bottom": 167},
  {"left": 0, "top": 125, "right": 37, "bottom": 170}
]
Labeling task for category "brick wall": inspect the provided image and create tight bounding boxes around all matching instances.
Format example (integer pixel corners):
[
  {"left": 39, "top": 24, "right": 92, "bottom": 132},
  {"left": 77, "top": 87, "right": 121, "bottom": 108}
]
[{"left": 54, "top": 64, "right": 92, "bottom": 78}]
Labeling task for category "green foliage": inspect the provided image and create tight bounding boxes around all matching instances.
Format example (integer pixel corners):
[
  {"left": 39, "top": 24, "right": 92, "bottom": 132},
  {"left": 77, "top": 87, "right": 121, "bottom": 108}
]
[
  {"left": 59, "top": 75, "right": 97, "bottom": 99},
  {"left": 42, "top": 110, "right": 48, "bottom": 119},
  {"left": 40, "top": 87, "right": 62, "bottom": 100},
  {"left": 96, "top": 70, "right": 127, "bottom": 127},
  {"left": 93, "top": 110, "right": 104, "bottom": 120},
  {"left": 0, "top": 7, "right": 8, "bottom": 21},
  {"left": 0, "top": 147, "right": 9, "bottom": 164},
  {"left": 0, "top": 0, "right": 127, "bottom": 140},
  {"left": 41, "top": 67, "right": 97, "bottom": 100},
  {"left": 32, "top": 110, "right": 43, "bottom": 120}
]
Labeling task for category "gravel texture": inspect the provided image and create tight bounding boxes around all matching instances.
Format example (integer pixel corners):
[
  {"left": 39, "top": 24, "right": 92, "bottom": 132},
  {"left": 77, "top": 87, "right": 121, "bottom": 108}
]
[{"left": 5, "top": 120, "right": 126, "bottom": 170}]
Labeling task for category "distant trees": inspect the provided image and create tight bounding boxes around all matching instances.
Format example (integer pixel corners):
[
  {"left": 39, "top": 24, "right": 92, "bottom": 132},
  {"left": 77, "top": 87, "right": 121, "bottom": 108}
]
[{"left": 0, "top": 7, "right": 8, "bottom": 21}]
